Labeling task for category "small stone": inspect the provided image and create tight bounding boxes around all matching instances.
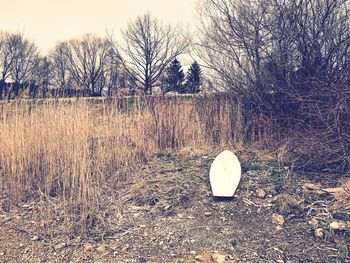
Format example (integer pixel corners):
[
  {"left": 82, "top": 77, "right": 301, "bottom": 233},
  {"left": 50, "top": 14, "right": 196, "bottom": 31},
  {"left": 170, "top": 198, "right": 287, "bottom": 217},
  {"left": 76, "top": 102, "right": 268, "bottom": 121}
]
[
  {"left": 195, "top": 255, "right": 206, "bottom": 262},
  {"left": 121, "top": 244, "right": 129, "bottom": 251},
  {"left": 212, "top": 253, "right": 226, "bottom": 263},
  {"left": 96, "top": 245, "right": 106, "bottom": 253},
  {"left": 84, "top": 243, "right": 94, "bottom": 252},
  {"left": 204, "top": 212, "right": 212, "bottom": 216},
  {"left": 256, "top": 189, "right": 266, "bottom": 198},
  {"left": 231, "top": 239, "right": 238, "bottom": 246},
  {"left": 308, "top": 218, "right": 318, "bottom": 227},
  {"left": 22, "top": 204, "right": 31, "bottom": 209},
  {"left": 228, "top": 254, "right": 238, "bottom": 260},
  {"left": 0, "top": 252, "right": 5, "bottom": 256},
  {"left": 195, "top": 253, "right": 211, "bottom": 262},
  {"left": 55, "top": 242, "right": 67, "bottom": 250},
  {"left": 159, "top": 241, "right": 164, "bottom": 246},
  {"left": 190, "top": 250, "right": 196, "bottom": 255},
  {"left": 178, "top": 214, "right": 184, "bottom": 219},
  {"left": 329, "top": 221, "right": 350, "bottom": 231},
  {"left": 272, "top": 214, "right": 285, "bottom": 225},
  {"left": 31, "top": 235, "right": 39, "bottom": 241},
  {"left": 302, "top": 183, "right": 321, "bottom": 192},
  {"left": 315, "top": 228, "right": 324, "bottom": 238}
]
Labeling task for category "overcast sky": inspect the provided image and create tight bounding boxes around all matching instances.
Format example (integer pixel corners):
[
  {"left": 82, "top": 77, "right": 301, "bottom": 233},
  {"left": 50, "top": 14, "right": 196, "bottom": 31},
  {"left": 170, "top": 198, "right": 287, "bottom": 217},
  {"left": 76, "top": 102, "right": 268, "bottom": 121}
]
[{"left": 1, "top": 0, "right": 199, "bottom": 54}]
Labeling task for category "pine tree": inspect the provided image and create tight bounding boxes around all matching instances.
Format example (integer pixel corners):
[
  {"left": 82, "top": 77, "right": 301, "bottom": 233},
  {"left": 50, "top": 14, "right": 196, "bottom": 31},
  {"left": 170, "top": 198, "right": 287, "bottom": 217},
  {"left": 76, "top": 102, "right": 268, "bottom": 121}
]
[
  {"left": 186, "top": 61, "right": 202, "bottom": 93},
  {"left": 164, "top": 58, "right": 185, "bottom": 93}
]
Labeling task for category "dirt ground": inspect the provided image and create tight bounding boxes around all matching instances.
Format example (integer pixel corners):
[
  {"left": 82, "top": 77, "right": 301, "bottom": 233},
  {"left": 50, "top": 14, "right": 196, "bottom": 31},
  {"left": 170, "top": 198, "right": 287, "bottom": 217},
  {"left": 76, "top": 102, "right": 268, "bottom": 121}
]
[{"left": 0, "top": 151, "right": 349, "bottom": 262}]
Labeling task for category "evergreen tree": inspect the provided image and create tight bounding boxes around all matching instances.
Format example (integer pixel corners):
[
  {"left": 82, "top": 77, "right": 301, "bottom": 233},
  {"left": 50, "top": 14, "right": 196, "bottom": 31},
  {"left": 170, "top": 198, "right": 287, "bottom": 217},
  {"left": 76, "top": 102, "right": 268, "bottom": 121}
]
[
  {"left": 186, "top": 61, "right": 202, "bottom": 93},
  {"left": 164, "top": 58, "right": 185, "bottom": 93}
]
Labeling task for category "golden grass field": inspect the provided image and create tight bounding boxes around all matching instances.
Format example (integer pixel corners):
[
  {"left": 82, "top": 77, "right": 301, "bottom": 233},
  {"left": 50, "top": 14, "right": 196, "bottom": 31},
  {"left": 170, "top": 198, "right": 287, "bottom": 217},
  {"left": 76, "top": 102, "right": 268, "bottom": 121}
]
[{"left": 0, "top": 96, "right": 243, "bottom": 234}]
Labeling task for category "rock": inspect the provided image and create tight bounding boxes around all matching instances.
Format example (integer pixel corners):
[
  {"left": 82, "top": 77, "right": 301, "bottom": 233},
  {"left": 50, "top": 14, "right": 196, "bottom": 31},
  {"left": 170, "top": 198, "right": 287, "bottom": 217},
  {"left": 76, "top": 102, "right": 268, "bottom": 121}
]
[
  {"left": 322, "top": 187, "right": 345, "bottom": 195},
  {"left": 55, "top": 242, "right": 67, "bottom": 250},
  {"left": 84, "top": 243, "right": 94, "bottom": 252},
  {"left": 195, "top": 254, "right": 211, "bottom": 262},
  {"left": 272, "top": 214, "right": 285, "bottom": 225},
  {"left": 231, "top": 239, "right": 238, "bottom": 247},
  {"left": 31, "top": 235, "right": 39, "bottom": 241},
  {"left": 315, "top": 228, "right": 324, "bottom": 238},
  {"left": 0, "top": 252, "right": 5, "bottom": 256},
  {"left": 308, "top": 218, "right": 318, "bottom": 227},
  {"left": 212, "top": 253, "right": 226, "bottom": 263},
  {"left": 204, "top": 212, "right": 212, "bottom": 217},
  {"left": 228, "top": 254, "right": 239, "bottom": 261},
  {"left": 96, "top": 245, "right": 106, "bottom": 253},
  {"left": 121, "top": 244, "right": 129, "bottom": 251},
  {"left": 329, "top": 221, "right": 350, "bottom": 231},
  {"left": 303, "top": 183, "right": 321, "bottom": 191},
  {"left": 256, "top": 189, "right": 266, "bottom": 198}
]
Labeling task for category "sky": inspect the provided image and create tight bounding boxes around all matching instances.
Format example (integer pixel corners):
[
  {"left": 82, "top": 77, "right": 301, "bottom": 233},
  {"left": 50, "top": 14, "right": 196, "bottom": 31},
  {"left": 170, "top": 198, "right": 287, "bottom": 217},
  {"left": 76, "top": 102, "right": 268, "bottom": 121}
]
[{"left": 1, "top": 0, "right": 199, "bottom": 54}]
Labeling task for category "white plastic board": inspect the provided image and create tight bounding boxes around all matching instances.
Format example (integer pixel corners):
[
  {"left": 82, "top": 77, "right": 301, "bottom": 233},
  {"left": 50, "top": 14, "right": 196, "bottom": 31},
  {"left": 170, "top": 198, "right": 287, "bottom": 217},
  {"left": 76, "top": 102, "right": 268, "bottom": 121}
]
[{"left": 209, "top": 150, "right": 241, "bottom": 197}]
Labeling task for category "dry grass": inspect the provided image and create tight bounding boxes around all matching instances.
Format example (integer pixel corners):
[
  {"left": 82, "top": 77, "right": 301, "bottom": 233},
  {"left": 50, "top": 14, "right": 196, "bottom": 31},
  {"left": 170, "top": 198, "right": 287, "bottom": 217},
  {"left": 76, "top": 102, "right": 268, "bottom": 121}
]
[{"left": 0, "top": 95, "right": 243, "bottom": 235}]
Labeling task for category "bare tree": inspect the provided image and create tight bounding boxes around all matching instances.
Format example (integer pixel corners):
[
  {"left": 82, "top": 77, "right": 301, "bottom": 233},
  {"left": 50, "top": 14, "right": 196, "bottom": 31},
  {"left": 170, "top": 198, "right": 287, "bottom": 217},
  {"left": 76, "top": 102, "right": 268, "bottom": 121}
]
[
  {"left": 0, "top": 32, "right": 14, "bottom": 82},
  {"left": 31, "top": 56, "right": 52, "bottom": 98},
  {"left": 104, "top": 47, "right": 120, "bottom": 96},
  {"left": 49, "top": 42, "right": 71, "bottom": 90},
  {"left": 197, "top": 0, "right": 278, "bottom": 104},
  {"left": 109, "top": 13, "right": 190, "bottom": 95},
  {"left": 65, "top": 34, "right": 110, "bottom": 96},
  {"left": 0, "top": 32, "right": 16, "bottom": 99},
  {"left": 9, "top": 33, "right": 39, "bottom": 85},
  {"left": 197, "top": 0, "right": 349, "bottom": 102},
  {"left": 0, "top": 32, "right": 39, "bottom": 98}
]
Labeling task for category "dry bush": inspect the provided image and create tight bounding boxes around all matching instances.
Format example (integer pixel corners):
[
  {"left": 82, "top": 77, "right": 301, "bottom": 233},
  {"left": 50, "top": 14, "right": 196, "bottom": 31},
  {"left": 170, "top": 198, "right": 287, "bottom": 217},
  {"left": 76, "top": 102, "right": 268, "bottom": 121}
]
[
  {"left": 273, "top": 193, "right": 303, "bottom": 216},
  {"left": 0, "top": 95, "right": 242, "bottom": 236},
  {"left": 287, "top": 81, "right": 350, "bottom": 177},
  {"left": 331, "top": 180, "right": 350, "bottom": 212}
]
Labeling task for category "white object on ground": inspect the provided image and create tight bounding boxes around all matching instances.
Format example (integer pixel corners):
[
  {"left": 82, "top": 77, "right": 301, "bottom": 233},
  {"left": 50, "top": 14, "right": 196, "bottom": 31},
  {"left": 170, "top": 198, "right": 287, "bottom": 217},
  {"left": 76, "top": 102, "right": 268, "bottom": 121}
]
[{"left": 209, "top": 150, "right": 241, "bottom": 197}]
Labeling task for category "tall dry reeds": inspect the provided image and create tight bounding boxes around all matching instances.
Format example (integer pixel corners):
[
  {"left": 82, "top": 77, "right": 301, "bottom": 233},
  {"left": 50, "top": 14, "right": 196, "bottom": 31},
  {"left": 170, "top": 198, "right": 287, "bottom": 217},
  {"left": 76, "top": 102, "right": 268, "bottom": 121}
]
[{"left": 0, "top": 95, "right": 246, "bottom": 235}]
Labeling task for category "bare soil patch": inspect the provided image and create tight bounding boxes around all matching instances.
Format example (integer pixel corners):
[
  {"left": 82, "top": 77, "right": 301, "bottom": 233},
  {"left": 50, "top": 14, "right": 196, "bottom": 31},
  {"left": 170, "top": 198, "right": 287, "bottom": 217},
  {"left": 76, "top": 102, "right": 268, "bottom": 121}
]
[{"left": 0, "top": 151, "right": 349, "bottom": 262}]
